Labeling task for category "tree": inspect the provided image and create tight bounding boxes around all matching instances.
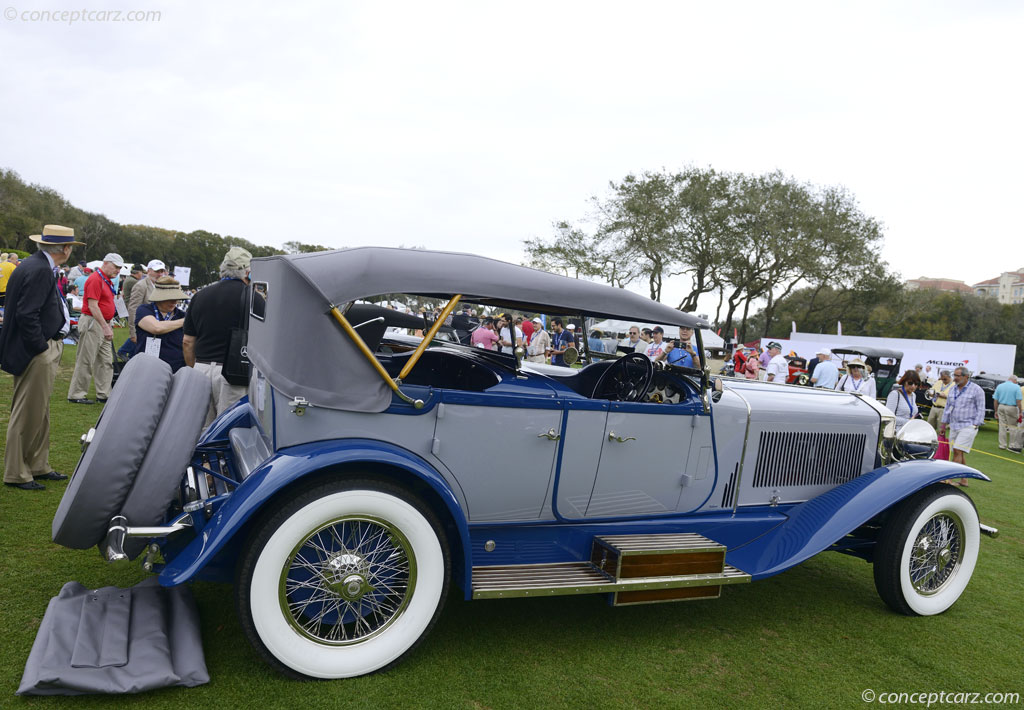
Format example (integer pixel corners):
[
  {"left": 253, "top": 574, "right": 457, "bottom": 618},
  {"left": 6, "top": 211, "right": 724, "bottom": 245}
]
[
  {"left": 283, "top": 240, "right": 330, "bottom": 254},
  {"left": 525, "top": 167, "right": 737, "bottom": 307}
]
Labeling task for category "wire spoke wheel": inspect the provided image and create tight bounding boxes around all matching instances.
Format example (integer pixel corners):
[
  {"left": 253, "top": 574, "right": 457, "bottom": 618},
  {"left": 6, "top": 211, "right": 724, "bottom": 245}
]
[
  {"left": 281, "top": 516, "right": 415, "bottom": 646},
  {"left": 873, "top": 484, "right": 979, "bottom": 616},
  {"left": 907, "top": 512, "right": 963, "bottom": 596},
  {"left": 237, "top": 480, "right": 449, "bottom": 679}
]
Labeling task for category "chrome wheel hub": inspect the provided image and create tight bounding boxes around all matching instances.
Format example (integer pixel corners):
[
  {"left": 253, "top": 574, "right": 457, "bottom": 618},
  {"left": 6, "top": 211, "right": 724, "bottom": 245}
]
[
  {"left": 279, "top": 516, "right": 416, "bottom": 646},
  {"left": 325, "top": 553, "right": 375, "bottom": 601},
  {"left": 909, "top": 512, "right": 963, "bottom": 596}
]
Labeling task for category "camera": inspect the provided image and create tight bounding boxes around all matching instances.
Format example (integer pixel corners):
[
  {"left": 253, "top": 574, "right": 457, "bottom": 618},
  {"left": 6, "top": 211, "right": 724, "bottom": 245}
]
[{"left": 671, "top": 339, "right": 681, "bottom": 348}]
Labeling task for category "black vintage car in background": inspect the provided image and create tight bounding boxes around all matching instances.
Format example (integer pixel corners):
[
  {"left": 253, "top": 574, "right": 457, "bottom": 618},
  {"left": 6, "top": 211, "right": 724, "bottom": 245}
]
[{"left": 970, "top": 372, "right": 1015, "bottom": 419}]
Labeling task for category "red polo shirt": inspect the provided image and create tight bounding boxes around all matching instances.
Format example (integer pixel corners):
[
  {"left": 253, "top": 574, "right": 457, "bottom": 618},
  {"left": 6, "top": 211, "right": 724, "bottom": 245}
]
[{"left": 82, "top": 270, "right": 117, "bottom": 321}]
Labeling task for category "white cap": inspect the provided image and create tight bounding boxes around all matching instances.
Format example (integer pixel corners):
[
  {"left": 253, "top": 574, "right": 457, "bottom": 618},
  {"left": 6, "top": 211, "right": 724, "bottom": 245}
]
[
  {"left": 102, "top": 253, "right": 125, "bottom": 268},
  {"left": 146, "top": 259, "right": 167, "bottom": 271},
  {"left": 532, "top": 317, "right": 542, "bottom": 324},
  {"left": 816, "top": 347, "right": 831, "bottom": 356},
  {"left": 567, "top": 323, "right": 576, "bottom": 330}
]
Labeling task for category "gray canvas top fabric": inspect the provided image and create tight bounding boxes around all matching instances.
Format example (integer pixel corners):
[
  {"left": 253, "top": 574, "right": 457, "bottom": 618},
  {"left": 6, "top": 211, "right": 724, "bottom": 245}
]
[
  {"left": 247, "top": 247, "right": 705, "bottom": 413},
  {"left": 17, "top": 578, "right": 209, "bottom": 695},
  {"left": 255, "top": 247, "right": 706, "bottom": 328}
]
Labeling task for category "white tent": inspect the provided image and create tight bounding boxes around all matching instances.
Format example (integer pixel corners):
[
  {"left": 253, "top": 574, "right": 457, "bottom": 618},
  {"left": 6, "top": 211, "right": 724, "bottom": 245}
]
[{"left": 592, "top": 318, "right": 725, "bottom": 349}]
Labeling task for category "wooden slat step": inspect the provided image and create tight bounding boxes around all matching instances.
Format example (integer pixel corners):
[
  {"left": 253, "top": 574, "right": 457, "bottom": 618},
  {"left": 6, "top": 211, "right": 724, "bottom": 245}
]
[{"left": 471, "top": 561, "right": 750, "bottom": 600}]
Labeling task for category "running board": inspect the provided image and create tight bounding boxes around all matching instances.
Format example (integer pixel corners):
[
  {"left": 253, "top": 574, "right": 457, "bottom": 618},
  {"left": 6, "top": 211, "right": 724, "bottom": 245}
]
[{"left": 471, "top": 533, "right": 751, "bottom": 604}]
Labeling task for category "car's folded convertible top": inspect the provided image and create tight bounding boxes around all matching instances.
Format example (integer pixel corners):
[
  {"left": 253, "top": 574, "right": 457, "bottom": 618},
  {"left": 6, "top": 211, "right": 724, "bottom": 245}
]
[{"left": 247, "top": 247, "right": 707, "bottom": 413}]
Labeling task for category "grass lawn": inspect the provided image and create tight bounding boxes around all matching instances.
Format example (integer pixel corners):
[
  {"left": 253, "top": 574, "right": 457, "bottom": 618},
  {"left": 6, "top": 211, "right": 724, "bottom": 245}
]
[{"left": 1, "top": 330, "right": 1022, "bottom": 708}]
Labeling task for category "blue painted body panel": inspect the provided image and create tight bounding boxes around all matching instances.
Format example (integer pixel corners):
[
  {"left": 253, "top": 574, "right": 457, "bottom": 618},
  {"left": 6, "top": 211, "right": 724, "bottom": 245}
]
[
  {"left": 468, "top": 509, "right": 789, "bottom": 566},
  {"left": 726, "top": 459, "right": 989, "bottom": 579},
  {"left": 159, "top": 439, "right": 473, "bottom": 591}
]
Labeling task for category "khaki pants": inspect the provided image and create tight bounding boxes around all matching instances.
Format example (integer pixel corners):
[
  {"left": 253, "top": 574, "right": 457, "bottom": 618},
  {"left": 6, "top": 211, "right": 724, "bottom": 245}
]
[
  {"left": 67, "top": 314, "right": 113, "bottom": 400},
  {"left": 996, "top": 405, "right": 1020, "bottom": 449},
  {"left": 927, "top": 405, "right": 944, "bottom": 428},
  {"left": 4, "top": 340, "right": 62, "bottom": 483},
  {"left": 194, "top": 362, "right": 247, "bottom": 427}
]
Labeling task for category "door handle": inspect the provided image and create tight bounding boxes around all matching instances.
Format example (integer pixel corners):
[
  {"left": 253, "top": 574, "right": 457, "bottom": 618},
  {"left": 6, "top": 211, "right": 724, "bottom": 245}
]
[
  {"left": 608, "top": 431, "right": 636, "bottom": 443},
  {"left": 537, "top": 428, "right": 560, "bottom": 441}
]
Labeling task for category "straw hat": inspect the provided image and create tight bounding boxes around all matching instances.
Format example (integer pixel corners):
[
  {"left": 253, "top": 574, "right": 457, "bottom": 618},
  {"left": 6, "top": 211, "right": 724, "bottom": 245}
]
[
  {"left": 147, "top": 276, "right": 190, "bottom": 302},
  {"left": 846, "top": 358, "right": 867, "bottom": 369},
  {"left": 30, "top": 224, "right": 85, "bottom": 246}
]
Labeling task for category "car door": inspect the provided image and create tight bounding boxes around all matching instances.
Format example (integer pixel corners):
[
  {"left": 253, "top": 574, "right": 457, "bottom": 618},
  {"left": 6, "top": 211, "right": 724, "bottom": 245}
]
[
  {"left": 555, "top": 397, "right": 715, "bottom": 519},
  {"left": 584, "top": 403, "right": 697, "bottom": 516},
  {"left": 431, "top": 392, "right": 563, "bottom": 522}
]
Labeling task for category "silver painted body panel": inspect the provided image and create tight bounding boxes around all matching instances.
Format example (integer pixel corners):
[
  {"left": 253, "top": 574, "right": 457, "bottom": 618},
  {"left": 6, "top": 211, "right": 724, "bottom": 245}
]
[
  {"left": 719, "top": 379, "right": 880, "bottom": 506},
  {"left": 433, "top": 404, "right": 561, "bottom": 521},
  {"left": 586, "top": 410, "right": 696, "bottom": 516},
  {"left": 555, "top": 409, "right": 608, "bottom": 518}
]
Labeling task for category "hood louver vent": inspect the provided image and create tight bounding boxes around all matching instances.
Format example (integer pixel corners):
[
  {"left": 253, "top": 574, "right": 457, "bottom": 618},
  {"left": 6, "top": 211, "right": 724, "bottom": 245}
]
[{"left": 752, "top": 432, "right": 866, "bottom": 489}]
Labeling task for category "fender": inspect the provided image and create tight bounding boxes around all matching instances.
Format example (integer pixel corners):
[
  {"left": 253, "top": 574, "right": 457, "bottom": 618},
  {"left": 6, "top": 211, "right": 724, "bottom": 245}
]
[
  {"left": 726, "top": 459, "right": 989, "bottom": 580},
  {"left": 159, "top": 438, "right": 471, "bottom": 591},
  {"left": 197, "top": 396, "right": 253, "bottom": 445}
]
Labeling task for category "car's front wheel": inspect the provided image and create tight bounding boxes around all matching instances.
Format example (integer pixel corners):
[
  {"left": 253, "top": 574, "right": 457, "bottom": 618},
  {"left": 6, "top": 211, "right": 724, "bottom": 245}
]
[
  {"left": 236, "top": 479, "right": 449, "bottom": 678},
  {"left": 873, "top": 484, "right": 979, "bottom": 616}
]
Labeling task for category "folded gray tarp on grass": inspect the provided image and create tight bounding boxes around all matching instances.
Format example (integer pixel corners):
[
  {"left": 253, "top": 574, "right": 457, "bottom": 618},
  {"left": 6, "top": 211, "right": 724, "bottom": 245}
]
[{"left": 18, "top": 578, "right": 209, "bottom": 695}]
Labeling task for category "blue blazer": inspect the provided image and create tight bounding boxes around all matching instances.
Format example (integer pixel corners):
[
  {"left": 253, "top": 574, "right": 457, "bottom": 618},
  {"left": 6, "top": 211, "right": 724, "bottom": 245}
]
[{"left": 0, "top": 251, "right": 66, "bottom": 376}]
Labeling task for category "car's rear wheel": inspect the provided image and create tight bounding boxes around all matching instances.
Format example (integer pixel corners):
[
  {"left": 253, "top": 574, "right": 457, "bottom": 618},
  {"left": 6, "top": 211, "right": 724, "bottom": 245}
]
[
  {"left": 873, "top": 484, "right": 979, "bottom": 616},
  {"left": 236, "top": 479, "right": 449, "bottom": 678}
]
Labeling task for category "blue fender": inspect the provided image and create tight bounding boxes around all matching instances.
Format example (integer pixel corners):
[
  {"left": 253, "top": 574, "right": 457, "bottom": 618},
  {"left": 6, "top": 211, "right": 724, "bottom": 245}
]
[
  {"left": 726, "top": 459, "right": 989, "bottom": 580},
  {"left": 197, "top": 397, "right": 253, "bottom": 445},
  {"left": 159, "top": 438, "right": 472, "bottom": 591}
]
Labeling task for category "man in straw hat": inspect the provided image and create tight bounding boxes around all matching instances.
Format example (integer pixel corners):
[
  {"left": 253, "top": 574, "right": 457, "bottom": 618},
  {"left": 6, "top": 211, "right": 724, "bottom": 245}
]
[
  {"left": 0, "top": 225, "right": 82, "bottom": 489},
  {"left": 67, "top": 252, "right": 125, "bottom": 404},
  {"left": 135, "top": 275, "right": 190, "bottom": 372},
  {"left": 183, "top": 246, "right": 254, "bottom": 425}
]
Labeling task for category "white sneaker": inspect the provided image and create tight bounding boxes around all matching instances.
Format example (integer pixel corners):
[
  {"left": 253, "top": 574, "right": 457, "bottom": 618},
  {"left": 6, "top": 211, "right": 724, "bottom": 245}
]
[{"left": 998, "top": 445, "right": 1007, "bottom": 450}]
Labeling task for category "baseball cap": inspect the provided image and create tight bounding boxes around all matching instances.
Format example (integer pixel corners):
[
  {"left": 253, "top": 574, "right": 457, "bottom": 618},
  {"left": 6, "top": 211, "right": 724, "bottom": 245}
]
[
  {"left": 532, "top": 317, "right": 542, "bottom": 324},
  {"left": 221, "top": 246, "right": 252, "bottom": 271},
  {"left": 768, "top": 341, "right": 782, "bottom": 349},
  {"left": 816, "top": 347, "right": 831, "bottom": 356},
  {"left": 567, "top": 323, "right": 576, "bottom": 330},
  {"left": 146, "top": 259, "right": 167, "bottom": 272},
  {"left": 103, "top": 253, "right": 125, "bottom": 268}
]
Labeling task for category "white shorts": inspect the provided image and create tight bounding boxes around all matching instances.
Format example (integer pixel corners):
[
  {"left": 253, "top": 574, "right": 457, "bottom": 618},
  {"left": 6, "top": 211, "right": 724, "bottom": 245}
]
[{"left": 950, "top": 427, "right": 978, "bottom": 453}]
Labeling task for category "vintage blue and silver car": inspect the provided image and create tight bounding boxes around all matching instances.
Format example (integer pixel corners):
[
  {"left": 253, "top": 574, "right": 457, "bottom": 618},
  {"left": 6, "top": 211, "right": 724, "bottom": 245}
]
[{"left": 52, "top": 247, "right": 996, "bottom": 680}]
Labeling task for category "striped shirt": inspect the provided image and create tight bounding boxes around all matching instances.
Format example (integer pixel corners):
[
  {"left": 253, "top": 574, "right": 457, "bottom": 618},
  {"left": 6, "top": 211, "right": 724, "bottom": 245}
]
[{"left": 941, "top": 381, "right": 985, "bottom": 430}]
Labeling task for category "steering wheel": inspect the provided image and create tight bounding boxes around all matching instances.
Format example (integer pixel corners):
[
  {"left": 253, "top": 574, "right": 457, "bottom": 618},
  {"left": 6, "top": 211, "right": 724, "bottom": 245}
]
[{"left": 592, "top": 352, "right": 655, "bottom": 402}]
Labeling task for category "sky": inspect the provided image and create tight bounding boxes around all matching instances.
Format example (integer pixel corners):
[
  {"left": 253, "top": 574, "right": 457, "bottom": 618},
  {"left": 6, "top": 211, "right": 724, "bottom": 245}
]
[{"left": 1, "top": 1, "right": 1021, "bottom": 317}]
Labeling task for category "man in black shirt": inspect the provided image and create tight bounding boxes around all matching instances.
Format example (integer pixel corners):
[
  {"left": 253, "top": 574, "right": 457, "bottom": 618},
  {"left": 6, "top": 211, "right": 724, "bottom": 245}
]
[{"left": 183, "top": 246, "right": 253, "bottom": 425}]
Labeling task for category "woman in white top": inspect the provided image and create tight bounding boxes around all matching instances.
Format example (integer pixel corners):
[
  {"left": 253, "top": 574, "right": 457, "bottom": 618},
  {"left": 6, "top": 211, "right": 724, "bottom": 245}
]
[
  {"left": 884, "top": 370, "right": 922, "bottom": 429},
  {"left": 835, "top": 359, "right": 877, "bottom": 399}
]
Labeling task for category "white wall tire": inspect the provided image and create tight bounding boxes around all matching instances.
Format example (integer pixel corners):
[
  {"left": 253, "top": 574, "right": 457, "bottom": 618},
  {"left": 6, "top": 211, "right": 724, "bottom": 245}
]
[
  {"left": 873, "top": 485, "right": 980, "bottom": 616},
  {"left": 236, "top": 479, "right": 449, "bottom": 679}
]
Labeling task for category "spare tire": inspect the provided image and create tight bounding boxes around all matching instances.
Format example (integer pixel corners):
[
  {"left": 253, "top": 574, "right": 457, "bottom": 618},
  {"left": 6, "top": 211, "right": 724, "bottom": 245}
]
[
  {"left": 52, "top": 355, "right": 173, "bottom": 549},
  {"left": 120, "top": 367, "right": 212, "bottom": 559}
]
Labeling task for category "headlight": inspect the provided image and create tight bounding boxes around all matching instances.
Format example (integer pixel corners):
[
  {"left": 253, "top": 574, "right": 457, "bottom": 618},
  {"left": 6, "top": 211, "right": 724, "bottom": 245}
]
[{"left": 893, "top": 420, "right": 938, "bottom": 461}]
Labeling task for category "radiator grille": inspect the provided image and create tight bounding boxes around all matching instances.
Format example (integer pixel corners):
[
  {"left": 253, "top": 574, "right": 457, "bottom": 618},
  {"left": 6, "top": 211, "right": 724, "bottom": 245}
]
[
  {"left": 720, "top": 464, "right": 738, "bottom": 508},
  {"left": 752, "top": 431, "right": 866, "bottom": 489}
]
